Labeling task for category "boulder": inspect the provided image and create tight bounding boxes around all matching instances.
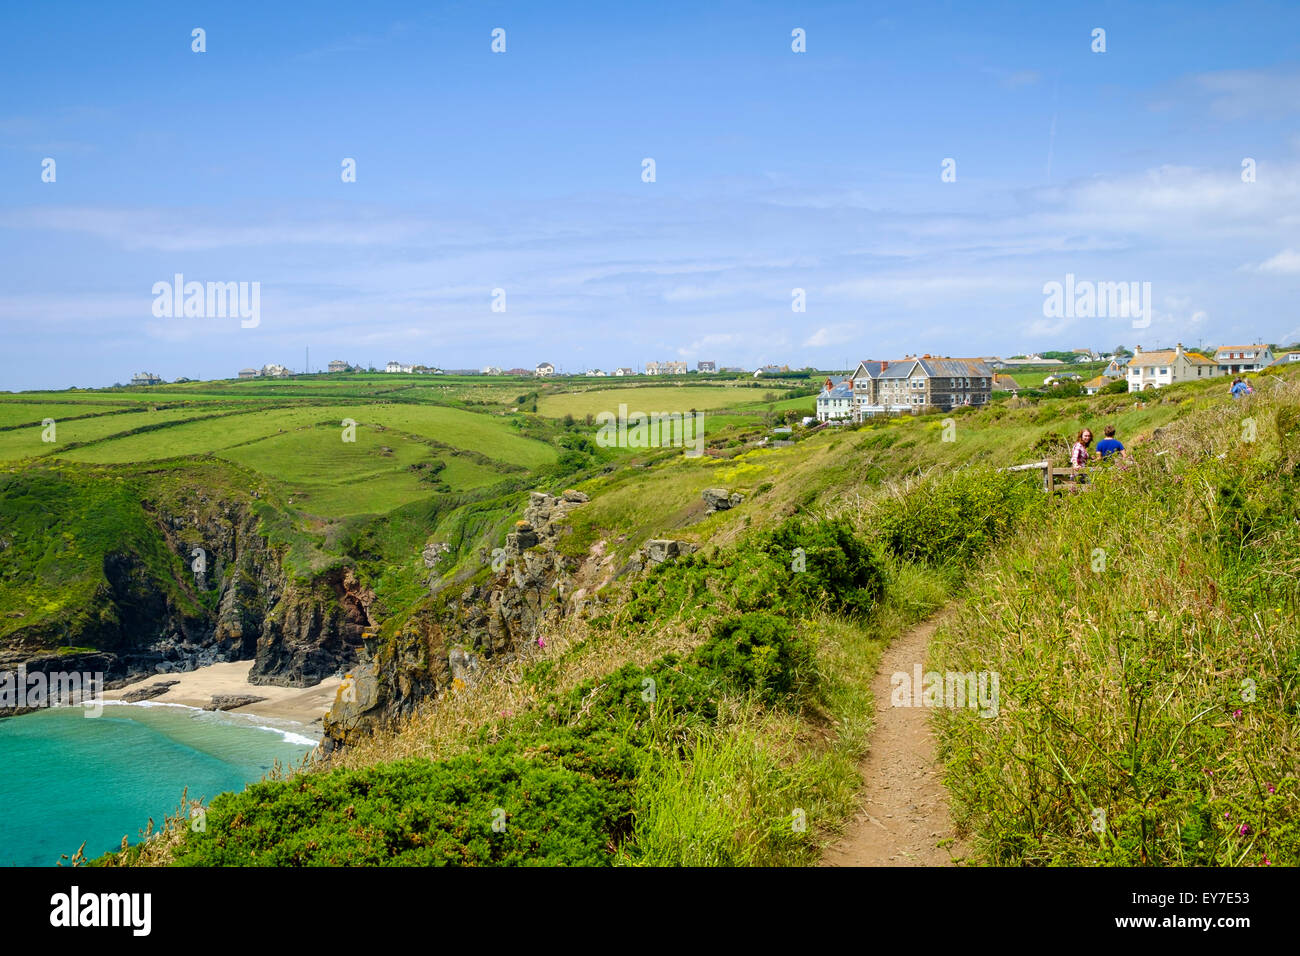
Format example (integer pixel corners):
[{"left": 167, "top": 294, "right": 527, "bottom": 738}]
[
  {"left": 204, "top": 694, "right": 268, "bottom": 711},
  {"left": 119, "top": 680, "right": 179, "bottom": 703},
  {"left": 702, "top": 488, "right": 745, "bottom": 513},
  {"left": 562, "top": 489, "right": 589, "bottom": 503}
]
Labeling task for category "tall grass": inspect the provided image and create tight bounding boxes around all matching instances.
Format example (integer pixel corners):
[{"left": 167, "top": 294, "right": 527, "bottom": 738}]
[{"left": 931, "top": 378, "right": 1300, "bottom": 865}]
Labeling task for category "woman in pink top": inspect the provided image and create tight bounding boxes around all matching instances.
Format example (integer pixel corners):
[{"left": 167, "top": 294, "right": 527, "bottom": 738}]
[{"left": 1070, "top": 428, "right": 1093, "bottom": 479}]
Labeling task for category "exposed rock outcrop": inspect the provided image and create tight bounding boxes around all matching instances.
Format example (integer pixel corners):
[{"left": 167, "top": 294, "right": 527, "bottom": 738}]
[
  {"left": 1, "top": 489, "right": 370, "bottom": 693},
  {"left": 702, "top": 487, "right": 745, "bottom": 513},
  {"left": 322, "top": 491, "right": 592, "bottom": 750},
  {"left": 204, "top": 694, "right": 268, "bottom": 711},
  {"left": 119, "top": 680, "right": 179, "bottom": 703}
]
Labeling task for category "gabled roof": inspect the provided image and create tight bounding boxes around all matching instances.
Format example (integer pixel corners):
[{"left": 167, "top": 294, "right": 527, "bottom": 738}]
[
  {"left": 1083, "top": 375, "right": 1109, "bottom": 388},
  {"left": 877, "top": 360, "right": 920, "bottom": 380},
  {"left": 1214, "top": 345, "right": 1266, "bottom": 353},
  {"left": 1128, "top": 349, "right": 1216, "bottom": 367}
]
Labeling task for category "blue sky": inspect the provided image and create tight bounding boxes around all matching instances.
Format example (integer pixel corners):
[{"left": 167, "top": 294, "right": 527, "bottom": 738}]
[{"left": 2, "top": 0, "right": 1299, "bottom": 389}]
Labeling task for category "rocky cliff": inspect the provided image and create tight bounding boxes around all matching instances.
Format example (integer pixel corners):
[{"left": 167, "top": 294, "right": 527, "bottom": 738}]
[
  {"left": 321, "top": 490, "right": 597, "bottom": 751},
  {"left": 0, "top": 481, "right": 367, "bottom": 713}
]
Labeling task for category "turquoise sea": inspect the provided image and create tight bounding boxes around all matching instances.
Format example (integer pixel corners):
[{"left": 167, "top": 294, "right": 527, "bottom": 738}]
[{"left": 0, "top": 702, "right": 315, "bottom": 866}]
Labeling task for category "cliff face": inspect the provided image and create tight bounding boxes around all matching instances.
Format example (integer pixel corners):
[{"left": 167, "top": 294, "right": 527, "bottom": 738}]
[
  {"left": 321, "top": 490, "right": 595, "bottom": 750},
  {"left": 0, "top": 485, "right": 367, "bottom": 711}
]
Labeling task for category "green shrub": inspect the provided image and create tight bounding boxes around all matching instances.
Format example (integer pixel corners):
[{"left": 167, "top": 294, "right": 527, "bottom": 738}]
[
  {"left": 695, "top": 612, "right": 812, "bottom": 704},
  {"left": 173, "top": 735, "right": 635, "bottom": 866},
  {"left": 758, "top": 516, "right": 887, "bottom": 617},
  {"left": 873, "top": 468, "right": 1044, "bottom": 566}
]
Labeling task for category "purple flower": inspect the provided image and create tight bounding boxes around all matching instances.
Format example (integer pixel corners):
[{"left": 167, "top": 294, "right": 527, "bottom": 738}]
[
  {"left": 1267, "top": 785, "right": 1276, "bottom": 794},
  {"left": 537, "top": 635, "right": 546, "bottom": 648},
  {"left": 1224, "top": 811, "right": 1231, "bottom": 819},
  {"left": 1232, "top": 709, "right": 1243, "bottom": 719},
  {"left": 1239, "top": 824, "right": 1250, "bottom": 835}
]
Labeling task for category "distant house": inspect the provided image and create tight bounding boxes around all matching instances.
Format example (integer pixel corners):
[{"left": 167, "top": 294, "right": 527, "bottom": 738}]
[
  {"left": 504, "top": 367, "right": 532, "bottom": 376},
  {"left": 130, "top": 372, "right": 163, "bottom": 386},
  {"left": 1083, "top": 375, "right": 1111, "bottom": 395},
  {"left": 816, "top": 377, "right": 855, "bottom": 422},
  {"left": 645, "top": 361, "right": 687, "bottom": 375},
  {"left": 585, "top": 369, "right": 607, "bottom": 377},
  {"left": 1215, "top": 344, "right": 1273, "bottom": 374},
  {"left": 1102, "top": 356, "right": 1128, "bottom": 378},
  {"left": 261, "top": 363, "right": 291, "bottom": 378},
  {"left": 1269, "top": 352, "right": 1300, "bottom": 367},
  {"left": 444, "top": 369, "right": 480, "bottom": 376},
  {"left": 1126, "top": 344, "right": 1221, "bottom": 392},
  {"left": 992, "top": 373, "right": 1022, "bottom": 394},
  {"left": 385, "top": 361, "right": 414, "bottom": 374},
  {"left": 754, "top": 364, "right": 790, "bottom": 377},
  {"left": 614, "top": 367, "right": 636, "bottom": 376},
  {"left": 697, "top": 361, "right": 717, "bottom": 373},
  {"left": 1072, "top": 348, "right": 1100, "bottom": 361},
  {"left": 482, "top": 366, "right": 503, "bottom": 375},
  {"left": 1001, "top": 354, "right": 1065, "bottom": 366},
  {"left": 237, "top": 368, "right": 259, "bottom": 379},
  {"left": 535, "top": 362, "right": 555, "bottom": 377}
]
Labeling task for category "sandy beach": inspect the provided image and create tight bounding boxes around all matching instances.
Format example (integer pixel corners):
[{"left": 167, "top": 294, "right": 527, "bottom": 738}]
[{"left": 104, "top": 661, "right": 342, "bottom": 726}]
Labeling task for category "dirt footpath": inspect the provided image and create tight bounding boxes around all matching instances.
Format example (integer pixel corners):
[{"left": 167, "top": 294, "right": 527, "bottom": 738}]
[{"left": 822, "top": 617, "right": 970, "bottom": 866}]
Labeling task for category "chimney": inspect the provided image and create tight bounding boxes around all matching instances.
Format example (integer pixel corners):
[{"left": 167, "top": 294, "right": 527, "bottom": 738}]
[
  {"left": 1175, "top": 342, "right": 1184, "bottom": 356},
  {"left": 881, "top": 360, "right": 888, "bottom": 372}
]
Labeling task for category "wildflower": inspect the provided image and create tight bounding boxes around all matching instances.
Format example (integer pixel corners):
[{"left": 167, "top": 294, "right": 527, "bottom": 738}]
[
  {"left": 1203, "top": 768, "right": 1214, "bottom": 776},
  {"left": 1232, "top": 709, "right": 1242, "bottom": 719},
  {"left": 1239, "top": 824, "right": 1250, "bottom": 836},
  {"left": 1224, "top": 811, "right": 1231, "bottom": 820},
  {"left": 1267, "top": 784, "right": 1276, "bottom": 794},
  {"left": 537, "top": 636, "right": 546, "bottom": 648},
  {"left": 1262, "top": 855, "right": 1272, "bottom": 866}
]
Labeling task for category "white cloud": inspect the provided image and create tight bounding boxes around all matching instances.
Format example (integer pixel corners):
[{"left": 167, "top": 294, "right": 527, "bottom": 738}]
[{"left": 1251, "top": 249, "right": 1300, "bottom": 274}]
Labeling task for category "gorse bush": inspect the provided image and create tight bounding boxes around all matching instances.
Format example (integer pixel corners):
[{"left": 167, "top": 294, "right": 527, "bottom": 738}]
[
  {"left": 872, "top": 468, "right": 1045, "bottom": 566},
  {"left": 620, "top": 516, "right": 887, "bottom": 626},
  {"left": 173, "top": 733, "right": 635, "bottom": 866},
  {"left": 758, "top": 516, "right": 887, "bottom": 617},
  {"left": 695, "top": 612, "right": 813, "bottom": 704}
]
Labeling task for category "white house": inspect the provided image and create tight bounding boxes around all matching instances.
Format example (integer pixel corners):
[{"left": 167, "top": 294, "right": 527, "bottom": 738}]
[
  {"left": 1215, "top": 344, "right": 1274, "bottom": 374},
  {"left": 535, "top": 362, "right": 555, "bottom": 377},
  {"left": 816, "top": 377, "right": 854, "bottom": 422},
  {"left": 614, "top": 367, "right": 636, "bottom": 376},
  {"left": 482, "top": 366, "right": 503, "bottom": 375},
  {"left": 1126, "top": 344, "right": 1221, "bottom": 392},
  {"left": 385, "top": 361, "right": 414, "bottom": 374}
]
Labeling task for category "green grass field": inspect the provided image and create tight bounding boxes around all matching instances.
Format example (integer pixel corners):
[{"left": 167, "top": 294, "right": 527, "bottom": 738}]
[{"left": 536, "top": 384, "right": 793, "bottom": 419}]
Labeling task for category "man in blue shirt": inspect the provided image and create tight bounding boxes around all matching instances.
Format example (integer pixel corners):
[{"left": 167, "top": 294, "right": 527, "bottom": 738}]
[
  {"left": 1095, "top": 424, "right": 1125, "bottom": 460},
  {"left": 1231, "top": 378, "right": 1250, "bottom": 398}
]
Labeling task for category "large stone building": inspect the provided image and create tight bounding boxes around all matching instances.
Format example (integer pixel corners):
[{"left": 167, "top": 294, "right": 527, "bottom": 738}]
[{"left": 849, "top": 356, "right": 993, "bottom": 416}]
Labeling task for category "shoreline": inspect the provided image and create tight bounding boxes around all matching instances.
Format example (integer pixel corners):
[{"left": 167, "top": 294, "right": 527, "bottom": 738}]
[{"left": 103, "top": 661, "right": 342, "bottom": 727}]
